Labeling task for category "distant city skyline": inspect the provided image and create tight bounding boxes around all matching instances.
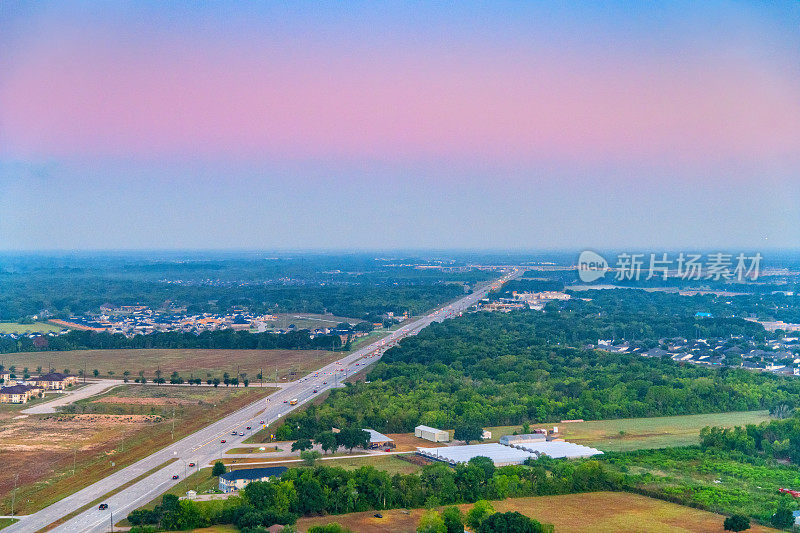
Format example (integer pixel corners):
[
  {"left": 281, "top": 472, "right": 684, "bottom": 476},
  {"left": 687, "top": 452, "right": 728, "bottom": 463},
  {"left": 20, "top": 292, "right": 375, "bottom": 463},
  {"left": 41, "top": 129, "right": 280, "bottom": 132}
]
[{"left": 1, "top": 2, "right": 799, "bottom": 250}]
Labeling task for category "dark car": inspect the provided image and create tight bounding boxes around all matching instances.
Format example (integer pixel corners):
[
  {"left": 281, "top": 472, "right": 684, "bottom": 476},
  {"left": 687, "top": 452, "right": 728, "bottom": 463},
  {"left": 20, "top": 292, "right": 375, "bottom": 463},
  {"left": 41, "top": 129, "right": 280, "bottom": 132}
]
[
  {"left": 374, "top": 513, "right": 383, "bottom": 518},
  {"left": 221, "top": 439, "right": 227, "bottom": 443},
  {"left": 259, "top": 420, "right": 264, "bottom": 424},
  {"left": 246, "top": 426, "right": 251, "bottom": 430},
  {"left": 98, "top": 503, "right": 108, "bottom": 510},
  {"left": 172, "top": 474, "right": 179, "bottom": 480}
]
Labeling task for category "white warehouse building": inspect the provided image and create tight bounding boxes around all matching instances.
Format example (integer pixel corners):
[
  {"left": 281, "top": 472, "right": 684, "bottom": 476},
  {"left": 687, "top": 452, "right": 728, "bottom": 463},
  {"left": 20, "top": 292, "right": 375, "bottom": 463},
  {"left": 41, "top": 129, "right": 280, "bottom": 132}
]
[
  {"left": 417, "top": 440, "right": 602, "bottom": 467},
  {"left": 415, "top": 425, "right": 450, "bottom": 442}
]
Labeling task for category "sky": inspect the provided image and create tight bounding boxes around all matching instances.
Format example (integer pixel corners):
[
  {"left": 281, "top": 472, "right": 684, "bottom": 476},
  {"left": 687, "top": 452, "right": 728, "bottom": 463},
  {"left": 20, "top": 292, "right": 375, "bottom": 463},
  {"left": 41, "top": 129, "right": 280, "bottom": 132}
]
[{"left": 1, "top": 1, "right": 799, "bottom": 251}]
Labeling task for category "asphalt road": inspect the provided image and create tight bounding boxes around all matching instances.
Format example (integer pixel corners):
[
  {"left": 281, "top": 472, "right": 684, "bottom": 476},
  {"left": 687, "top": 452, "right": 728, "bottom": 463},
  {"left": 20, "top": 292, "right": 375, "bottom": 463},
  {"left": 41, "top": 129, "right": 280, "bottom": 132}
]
[{"left": 6, "top": 268, "right": 520, "bottom": 533}]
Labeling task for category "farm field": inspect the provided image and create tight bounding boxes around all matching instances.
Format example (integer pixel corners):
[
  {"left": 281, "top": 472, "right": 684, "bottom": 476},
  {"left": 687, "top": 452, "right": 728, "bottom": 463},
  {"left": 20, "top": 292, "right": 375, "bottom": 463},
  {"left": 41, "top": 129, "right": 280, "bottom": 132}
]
[
  {"left": 0, "top": 321, "right": 63, "bottom": 334},
  {"left": 0, "top": 385, "right": 272, "bottom": 515},
  {"left": 0, "top": 348, "right": 339, "bottom": 381},
  {"left": 295, "top": 491, "right": 781, "bottom": 533},
  {"left": 486, "top": 410, "right": 772, "bottom": 452}
]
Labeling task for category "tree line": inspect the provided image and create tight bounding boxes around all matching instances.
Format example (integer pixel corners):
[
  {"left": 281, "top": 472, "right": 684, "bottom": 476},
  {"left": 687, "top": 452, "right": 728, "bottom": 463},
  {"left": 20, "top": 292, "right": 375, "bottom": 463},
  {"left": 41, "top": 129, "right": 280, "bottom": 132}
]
[
  {"left": 0, "top": 328, "right": 343, "bottom": 354},
  {"left": 128, "top": 456, "right": 618, "bottom": 531}
]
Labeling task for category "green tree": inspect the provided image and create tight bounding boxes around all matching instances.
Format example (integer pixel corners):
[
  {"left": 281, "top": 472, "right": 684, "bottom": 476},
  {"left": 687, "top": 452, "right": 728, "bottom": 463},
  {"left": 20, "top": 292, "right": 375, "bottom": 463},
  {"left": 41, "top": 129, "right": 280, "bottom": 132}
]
[
  {"left": 478, "top": 511, "right": 544, "bottom": 533},
  {"left": 771, "top": 508, "right": 793, "bottom": 529},
  {"left": 212, "top": 461, "right": 226, "bottom": 477},
  {"left": 724, "top": 514, "right": 750, "bottom": 532},
  {"left": 442, "top": 506, "right": 464, "bottom": 533},
  {"left": 316, "top": 431, "right": 338, "bottom": 454},
  {"left": 292, "top": 438, "right": 314, "bottom": 452},
  {"left": 92, "top": 369, "right": 99, "bottom": 377},
  {"left": 454, "top": 425, "right": 484, "bottom": 445},
  {"left": 466, "top": 500, "right": 495, "bottom": 530},
  {"left": 301, "top": 449, "right": 322, "bottom": 466},
  {"left": 336, "top": 428, "right": 370, "bottom": 452},
  {"left": 417, "top": 509, "right": 446, "bottom": 533}
]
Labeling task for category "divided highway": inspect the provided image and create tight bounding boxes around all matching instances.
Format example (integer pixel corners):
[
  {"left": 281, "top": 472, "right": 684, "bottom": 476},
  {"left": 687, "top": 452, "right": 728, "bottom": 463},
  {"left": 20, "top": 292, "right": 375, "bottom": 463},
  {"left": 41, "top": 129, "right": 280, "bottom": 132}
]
[{"left": 7, "top": 268, "right": 520, "bottom": 533}]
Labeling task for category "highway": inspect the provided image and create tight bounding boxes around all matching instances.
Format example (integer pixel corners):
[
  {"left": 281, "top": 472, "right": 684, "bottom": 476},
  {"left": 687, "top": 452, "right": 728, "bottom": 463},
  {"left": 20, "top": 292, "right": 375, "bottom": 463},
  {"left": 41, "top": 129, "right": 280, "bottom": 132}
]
[{"left": 6, "top": 268, "right": 520, "bottom": 533}]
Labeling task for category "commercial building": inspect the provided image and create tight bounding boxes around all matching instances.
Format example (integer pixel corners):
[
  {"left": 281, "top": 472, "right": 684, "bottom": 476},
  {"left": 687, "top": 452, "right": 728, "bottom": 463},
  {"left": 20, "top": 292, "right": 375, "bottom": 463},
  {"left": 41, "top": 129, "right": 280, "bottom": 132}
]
[
  {"left": 415, "top": 425, "right": 450, "bottom": 442},
  {"left": 417, "top": 439, "right": 602, "bottom": 467},
  {"left": 418, "top": 443, "right": 534, "bottom": 467},
  {"left": 364, "top": 429, "right": 395, "bottom": 449},
  {"left": 218, "top": 466, "right": 287, "bottom": 493}
]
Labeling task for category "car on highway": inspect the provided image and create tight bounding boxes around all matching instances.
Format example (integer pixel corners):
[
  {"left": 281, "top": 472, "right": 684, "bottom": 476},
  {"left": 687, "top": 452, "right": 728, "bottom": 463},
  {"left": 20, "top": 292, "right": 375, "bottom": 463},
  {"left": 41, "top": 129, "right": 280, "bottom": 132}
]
[
  {"left": 221, "top": 439, "right": 226, "bottom": 443},
  {"left": 188, "top": 462, "right": 195, "bottom": 467},
  {"left": 172, "top": 474, "right": 179, "bottom": 480},
  {"left": 259, "top": 420, "right": 264, "bottom": 424},
  {"left": 322, "top": 381, "right": 327, "bottom": 385},
  {"left": 239, "top": 431, "right": 245, "bottom": 436},
  {"left": 246, "top": 426, "right": 251, "bottom": 430},
  {"left": 313, "top": 389, "right": 318, "bottom": 393},
  {"left": 231, "top": 431, "right": 238, "bottom": 435},
  {"left": 98, "top": 503, "right": 108, "bottom": 510}
]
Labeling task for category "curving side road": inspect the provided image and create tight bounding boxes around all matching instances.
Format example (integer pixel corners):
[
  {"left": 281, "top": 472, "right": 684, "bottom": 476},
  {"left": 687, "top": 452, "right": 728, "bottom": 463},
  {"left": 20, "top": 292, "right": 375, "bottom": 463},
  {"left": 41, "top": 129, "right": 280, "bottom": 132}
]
[{"left": 6, "top": 268, "right": 520, "bottom": 533}]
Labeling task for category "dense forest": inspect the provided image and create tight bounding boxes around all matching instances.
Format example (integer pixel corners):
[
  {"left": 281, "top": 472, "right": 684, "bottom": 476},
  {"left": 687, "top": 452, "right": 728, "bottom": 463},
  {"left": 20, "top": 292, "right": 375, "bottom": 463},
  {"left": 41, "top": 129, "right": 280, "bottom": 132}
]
[
  {"left": 700, "top": 412, "right": 800, "bottom": 463},
  {"left": 276, "top": 308, "right": 795, "bottom": 438}
]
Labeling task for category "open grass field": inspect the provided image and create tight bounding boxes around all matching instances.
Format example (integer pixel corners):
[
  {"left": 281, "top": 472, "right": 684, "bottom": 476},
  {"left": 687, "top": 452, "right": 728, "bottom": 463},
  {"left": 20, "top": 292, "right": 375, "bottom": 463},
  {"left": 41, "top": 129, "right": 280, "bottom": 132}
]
[
  {"left": 0, "top": 321, "right": 63, "bottom": 334},
  {"left": 0, "top": 385, "right": 272, "bottom": 515},
  {"left": 296, "top": 491, "right": 781, "bottom": 533},
  {"left": 314, "top": 454, "right": 422, "bottom": 475},
  {"left": 486, "top": 410, "right": 772, "bottom": 452},
  {"left": 270, "top": 313, "right": 364, "bottom": 331},
  {"left": 0, "top": 348, "right": 339, "bottom": 381}
]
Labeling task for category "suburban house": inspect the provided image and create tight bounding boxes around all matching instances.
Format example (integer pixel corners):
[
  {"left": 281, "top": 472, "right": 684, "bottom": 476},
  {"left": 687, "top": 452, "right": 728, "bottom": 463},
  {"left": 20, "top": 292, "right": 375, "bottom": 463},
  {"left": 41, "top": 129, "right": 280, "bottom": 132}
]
[
  {"left": 218, "top": 466, "right": 287, "bottom": 493},
  {"left": 0, "top": 371, "right": 11, "bottom": 384},
  {"left": 0, "top": 384, "right": 44, "bottom": 404},
  {"left": 30, "top": 372, "right": 79, "bottom": 390},
  {"left": 363, "top": 428, "right": 395, "bottom": 449},
  {"left": 415, "top": 425, "right": 450, "bottom": 442}
]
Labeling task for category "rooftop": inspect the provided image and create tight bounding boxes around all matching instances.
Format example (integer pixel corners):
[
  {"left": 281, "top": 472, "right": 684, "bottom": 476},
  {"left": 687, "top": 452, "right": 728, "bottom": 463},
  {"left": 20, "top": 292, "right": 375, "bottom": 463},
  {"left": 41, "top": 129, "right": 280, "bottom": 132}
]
[{"left": 220, "top": 466, "right": 287, "bottom": 482}]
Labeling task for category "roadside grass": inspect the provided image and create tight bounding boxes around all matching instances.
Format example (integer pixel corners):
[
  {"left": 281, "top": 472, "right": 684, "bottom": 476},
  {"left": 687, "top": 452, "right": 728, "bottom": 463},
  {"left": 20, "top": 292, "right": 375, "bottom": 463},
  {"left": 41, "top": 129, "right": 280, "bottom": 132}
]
[
  {"left": 0, "top": 386, "right": 272, "bottom": 515},
  {"left": 485, "top": 410, "right": 771, "bottom": 452},
  {"left": 0, "top": 321, "right": 63, "bottom": 334},
  {"left": 0, "top": 518, "right": 18, "bottom": 530},
  {"left": 295, "top": 491, "right": 782, "bottom": 533},
  {"left": 117, "top": 468, "right": 222, "bottom": 527},
  {"left": 224, "top": 446, "right": 279, "bottom": 455},
  {"left": 0, "top": 348, "right": 339, "bottom": 382},
  {"left": 37, "top": 458, "right": 179, "bottom": 533}
]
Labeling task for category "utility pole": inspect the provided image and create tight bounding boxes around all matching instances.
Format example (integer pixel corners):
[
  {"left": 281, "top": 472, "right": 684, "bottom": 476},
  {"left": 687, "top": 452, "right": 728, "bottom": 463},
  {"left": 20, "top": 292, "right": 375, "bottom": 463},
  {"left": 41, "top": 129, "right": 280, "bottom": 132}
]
[
  {"left": 260, "top": 367, "right": 263, "bottom": 387},
  {"left": 110, "top": 510, "right": 113, "bottom": 532},
  {"left": 171, "top": 406, "right": 176, "bottom": 440},
  {"left": 11, "top": 473, "right": 18, "bottom": 517},
  {"left": 73, "top": 446, "right": 77, "bottom": 475}
]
